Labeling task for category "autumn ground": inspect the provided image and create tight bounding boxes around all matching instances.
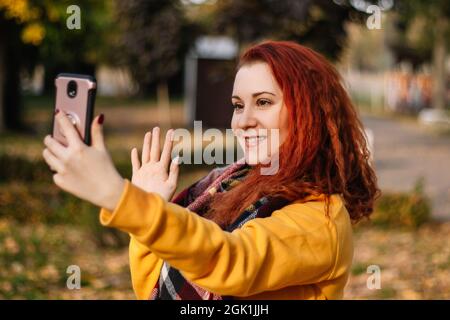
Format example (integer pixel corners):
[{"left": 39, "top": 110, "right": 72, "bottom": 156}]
[{"left": 0, "top": 96, "right": 448, "bottom": 299}]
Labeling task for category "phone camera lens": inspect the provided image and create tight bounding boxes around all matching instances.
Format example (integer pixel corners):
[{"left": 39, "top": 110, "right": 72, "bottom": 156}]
[{"left": 67, "top": 80, "right": 77, "bottom": 98}]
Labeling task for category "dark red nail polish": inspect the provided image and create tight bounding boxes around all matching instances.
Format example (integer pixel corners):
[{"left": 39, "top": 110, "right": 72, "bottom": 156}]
[
  {"left": 98, "top": 114, "right": 104, "bottom": 124},
  {"left": 54, "top": 109, "right": 59, "bottom": 114}
]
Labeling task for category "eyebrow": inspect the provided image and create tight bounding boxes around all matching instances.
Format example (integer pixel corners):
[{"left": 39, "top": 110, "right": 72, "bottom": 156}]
[{"left": 231, "top": 91, "right": 276, "bottom": 100}]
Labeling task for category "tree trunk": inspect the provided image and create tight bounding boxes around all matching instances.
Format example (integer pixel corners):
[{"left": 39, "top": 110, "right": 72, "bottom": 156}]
[
  {"left": 2, "top": 20, "right": 24, "bottom": 132},
  {"left": 156, "top": 80, "right": 171, "bottom": 131},
  {"left": 432, "top": 15, "right": 448, "bottom": 110},
  {"left": 0, "top": 28, "right": 5, "bottom": 133}
]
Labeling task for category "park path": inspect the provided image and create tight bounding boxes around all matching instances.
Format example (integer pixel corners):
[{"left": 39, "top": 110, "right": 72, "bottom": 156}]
[{"left": 362, "top": 115, "right": 450, "bottom": 221}]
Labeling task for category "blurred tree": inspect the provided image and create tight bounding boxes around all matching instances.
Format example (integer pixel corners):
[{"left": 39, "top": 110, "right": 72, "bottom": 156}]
[
  {"left": 0, "top": 0, "right": 40, "bottom": 132},
  {"left": 114, "top": 0, "right": 200, "bottom": 129},
  {"left": 0, "top": 0, "right": 113, "bottom": 132},
  {"left": 207, "top": 0, "right": 367, "bottom": 61},
  {"left": 37, "top": 1, "right": 114, "bottom": 93},
  {"left": 392, "top": 0, "right": 449, "bottom": 110}
]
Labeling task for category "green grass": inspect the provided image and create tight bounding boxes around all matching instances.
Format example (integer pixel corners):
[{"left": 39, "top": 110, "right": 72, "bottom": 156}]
[
  {"left": 378, "top": 287, "right": 397, "bottom": 299},
  {"left": 351, "top": 263, "right": 368, "bottom": 276},
  {"left": 0, "top": 220, "right": 71, "bottom": 299},
  {"left": 371, "top": 178, "right": 432, "bottom": 229}
]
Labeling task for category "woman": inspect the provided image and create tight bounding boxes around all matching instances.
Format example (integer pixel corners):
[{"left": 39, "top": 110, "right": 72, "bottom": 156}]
[{"left": 42, "top": 40, "right": 380, "bottom": 300}]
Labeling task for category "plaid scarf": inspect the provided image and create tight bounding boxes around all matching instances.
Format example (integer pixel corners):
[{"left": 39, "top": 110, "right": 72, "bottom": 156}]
[{"left": 149, "top": 160, "right": 290, "bottom": 300}]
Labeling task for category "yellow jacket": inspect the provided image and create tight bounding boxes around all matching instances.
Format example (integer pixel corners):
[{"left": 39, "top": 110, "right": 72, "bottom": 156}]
[{"left": 99, "top": 179, "right": 354, "bottom": 300}]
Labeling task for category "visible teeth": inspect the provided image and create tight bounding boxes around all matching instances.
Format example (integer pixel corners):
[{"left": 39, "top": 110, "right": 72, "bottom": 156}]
[{"left": 245, "top": 136, "right": 266, "bottom": 146}]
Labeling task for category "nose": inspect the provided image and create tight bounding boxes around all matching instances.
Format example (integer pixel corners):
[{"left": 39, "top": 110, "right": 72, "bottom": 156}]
[{"left": 236, "top": 106, "right": 258, "bottom": 131}]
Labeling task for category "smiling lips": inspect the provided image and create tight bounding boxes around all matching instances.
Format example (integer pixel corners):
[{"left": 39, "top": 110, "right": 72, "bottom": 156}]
[{"left": 244, "top": 136, "right": 267, "bottom": 148}]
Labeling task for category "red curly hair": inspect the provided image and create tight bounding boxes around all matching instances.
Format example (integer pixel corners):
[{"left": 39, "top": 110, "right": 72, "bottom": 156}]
[{"left": 203, "top": 40, "right": 380, "bottom": 227}]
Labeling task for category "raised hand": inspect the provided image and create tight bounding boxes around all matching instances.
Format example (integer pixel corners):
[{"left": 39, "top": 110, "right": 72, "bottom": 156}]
[{"left": 131, "top": 127, "right": 180, "bottom": 201}]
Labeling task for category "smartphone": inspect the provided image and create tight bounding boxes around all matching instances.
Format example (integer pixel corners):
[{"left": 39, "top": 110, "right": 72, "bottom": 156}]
[{"left": 52, "top": 73, "right": 97, "bottom": 146}]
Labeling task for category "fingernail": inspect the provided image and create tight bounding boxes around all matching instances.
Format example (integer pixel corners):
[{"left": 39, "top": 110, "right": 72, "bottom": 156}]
[
  {"left": 172, "top": 155, "right": 180, "bottom": 165},
  {"left": 54, "top": 109, "right": 59, "bottom": 115},
  {"left": 98, "top": 114, "right": 104, "bottom": 124}
]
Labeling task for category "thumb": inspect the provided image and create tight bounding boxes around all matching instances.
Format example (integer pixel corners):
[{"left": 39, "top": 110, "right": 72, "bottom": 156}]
[{"left": 91, "top": 114, "right": 106, "bottom": 150}]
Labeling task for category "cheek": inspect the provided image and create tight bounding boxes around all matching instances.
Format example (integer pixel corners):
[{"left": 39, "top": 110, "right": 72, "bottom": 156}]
[
  {"left": 260, "top": 109, "right": 286, "bottom": 155},
  {"left": 278, "top": 125, "right": 289, "bottom": 146},
  {"left": 230, "top": 114, "right": 237, "bottom": 130},
  {"left": 230, "top": 115, "right": 239, "bottom": 138},
  {"left": 264, "top": 108, "right": 289, "bottom": 154},
  {"left": 231, "top": 115, "right": 245, "bottom": 148}
]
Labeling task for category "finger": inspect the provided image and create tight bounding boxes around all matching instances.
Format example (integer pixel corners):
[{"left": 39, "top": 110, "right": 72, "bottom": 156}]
[
  {"left": 160, "top": 129, "right": 174, "bottom": 170},
  {"left": 42, "top": 148, "right": 65, "bottom": 173},
  {"left": 56, "top": 110, "right": 83, "bottom": 148},
  {"left": 149, "top": 127, "right": 161, "bottom": 163},
  {"left": 142, "top": 131, "right": 151, "bottom": 164},
  {"left": 167, "top": 155, "right": 180, "bottom": 187},
  {"left": 91, "top": 114, "right": 106, "bottom": 150},
  {"left": 131, "top": 147, "right": 140, "bottom": 173},
  {"left": 44, "top": 134, "right": 67, "bottom": 159},
  {"left": 53, "top": 173, "right": 65, "bottom": 189}
]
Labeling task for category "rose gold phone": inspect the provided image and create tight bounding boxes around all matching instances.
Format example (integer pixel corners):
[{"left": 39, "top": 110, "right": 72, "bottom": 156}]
[{"left": 52, "top": 73, "right": 97, "bottom": 146}]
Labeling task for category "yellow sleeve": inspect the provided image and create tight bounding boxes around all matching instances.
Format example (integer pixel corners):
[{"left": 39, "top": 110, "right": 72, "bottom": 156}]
[
  {"left": 99, "top": 179, "right": 348, "bottom": 297},
  {"left": 128, "top": 236, "right": 163, "bottom": 299}
]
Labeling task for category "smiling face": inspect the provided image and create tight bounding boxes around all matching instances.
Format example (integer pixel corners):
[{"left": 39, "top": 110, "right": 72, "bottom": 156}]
[{"left": 231, "top": 61, "right": 289, "bottom": 165}]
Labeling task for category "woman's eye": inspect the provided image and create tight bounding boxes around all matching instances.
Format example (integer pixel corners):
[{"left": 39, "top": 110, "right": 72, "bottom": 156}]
[
  {"left": 232, "top": 103, "right": 244, "bottom": 111},
  {"left": 257, "top": 99, "right": 272, "bottom": 107}
]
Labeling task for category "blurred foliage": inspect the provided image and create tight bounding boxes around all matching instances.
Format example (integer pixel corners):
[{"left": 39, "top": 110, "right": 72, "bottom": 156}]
[
  {"left": 207, "top": 0, "right": 368, "bottom": 60},
  {"left": 0, "top": 153, "right": 131, "bottom": 248},
  {"left": 39, "top": 0, "right": 114, "bottom": 92},
  {"left": 0, "top": 153, "right": 49, "bottom": 183},
  {"left": 0, "top": 0, "right": 43, "bottom": 45},
  {"left": 0, "top": 0, "right": 113, "bottom": 76},
  {"left": 0, "top": 0, "right": 115, "bottom": 131},
  {"left": 113, "top": 0, "right": 200, "bottom": 92},
  {"left": 389, "top": 0, "right": 450, "bottom": 67},
  {"left": 0, "top": 0, "right": 382, "bottom": 131},
  {"left": 0, "top": 219, "right": 70, "bottom": 298},
  {"left": 368, "top": 178, "right": 432, "bottom": 229},
  {"left": 0, "top": 218, "right": 135, "bottom": 299},
  {"left": 347, "top": 221, "right": 450, "bottom": 299}
]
